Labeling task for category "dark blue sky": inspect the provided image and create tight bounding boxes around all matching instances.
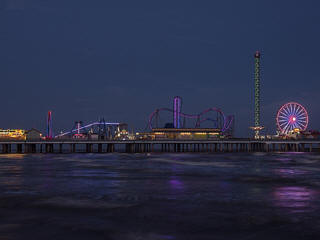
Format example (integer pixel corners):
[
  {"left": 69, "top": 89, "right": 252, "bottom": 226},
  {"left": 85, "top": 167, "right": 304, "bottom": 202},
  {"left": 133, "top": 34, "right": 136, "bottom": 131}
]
[{"left": 1, "top": 0, "right": 320, "bottom": 136}]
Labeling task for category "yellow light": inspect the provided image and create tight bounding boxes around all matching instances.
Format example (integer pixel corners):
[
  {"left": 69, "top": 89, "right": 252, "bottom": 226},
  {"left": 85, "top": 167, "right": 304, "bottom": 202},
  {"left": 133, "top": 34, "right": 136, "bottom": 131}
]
[
  {"left": 180, "top": 132, "right": 191, "bottom": 135},
  {"left": 293, "top": 128, "right": 300, "bottom": 133},
  {"left": 0, "top": 129, "right": 26, "bottom": 139}
]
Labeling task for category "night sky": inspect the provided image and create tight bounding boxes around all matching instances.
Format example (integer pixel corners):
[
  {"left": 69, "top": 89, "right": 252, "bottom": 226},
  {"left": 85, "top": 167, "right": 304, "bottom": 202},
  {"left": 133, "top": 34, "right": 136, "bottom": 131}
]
[{"left": 1, "top": 0, "right": 320, "bottom": 137}]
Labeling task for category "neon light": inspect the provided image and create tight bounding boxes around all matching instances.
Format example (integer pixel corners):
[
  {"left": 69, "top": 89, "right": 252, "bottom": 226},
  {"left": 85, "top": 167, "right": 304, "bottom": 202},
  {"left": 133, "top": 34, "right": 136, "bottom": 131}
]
[
  {"left": 47, "top": 111, "right": 53, "bottom": 139},
  {"left": 173, "top": 96, "right": 182, "bottom": 128},
  {"left": 56, "top": 122, "right": 120, "bottom": 137},
  {"left": 77, "top": 122, "right": 80, "bottom": 134},
  {"left": 276, "top": 102, "right": 309, "bottom": 134},
  {"left": 254, "top": 51, "right": 261, "bottom": 137},
  {"left": 149, "top": 106, "right": 228, "bottom": 131}
]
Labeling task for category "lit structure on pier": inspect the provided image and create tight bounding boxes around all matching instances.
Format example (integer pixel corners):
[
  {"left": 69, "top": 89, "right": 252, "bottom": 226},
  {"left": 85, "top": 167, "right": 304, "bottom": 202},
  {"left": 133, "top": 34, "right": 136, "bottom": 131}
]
[
  {"left": 73, "top": 121, "right": 86, "bottom": 139},
  {"left": 250, "top": 51, "right": 264, "bottom": 138},
  {"left": 173, "top": 96, "right": 182, "bottom": 128},
  {"left": 46, "top": 111, "right": 53, "bottom": 139},
  {"left": 147, "top": 96, "right": 234, "bottom": 138},
  {"left": 55, "top": 120, "right": 120, "bottom": 139},
  {"left": 0, "top": 129, "right": 26, "bottom": 140},
  {"left": 276, "top": 102, "right": 309, "bottom": 135},
  {"left": 137, "top": 128, "right": 222, "bottom": 140}
]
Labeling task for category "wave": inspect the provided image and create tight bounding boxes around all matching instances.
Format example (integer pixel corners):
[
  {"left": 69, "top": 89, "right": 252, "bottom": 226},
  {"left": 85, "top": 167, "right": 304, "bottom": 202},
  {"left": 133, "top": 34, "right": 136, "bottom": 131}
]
[{"left": 34, "top": 197, "right": 137, "bottom": 209}]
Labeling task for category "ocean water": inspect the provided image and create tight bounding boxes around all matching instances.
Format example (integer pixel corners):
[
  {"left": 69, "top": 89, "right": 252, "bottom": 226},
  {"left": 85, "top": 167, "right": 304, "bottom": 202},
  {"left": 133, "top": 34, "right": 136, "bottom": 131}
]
[{"left": 0, "top": 152, "right": 320, "bottom": 240}]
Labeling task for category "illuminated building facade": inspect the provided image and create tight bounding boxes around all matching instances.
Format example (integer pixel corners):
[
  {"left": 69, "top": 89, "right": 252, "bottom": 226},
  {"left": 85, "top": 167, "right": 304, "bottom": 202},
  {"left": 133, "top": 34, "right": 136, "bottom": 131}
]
[
  {"left": 137, "top": 128, "right": 222, "bottom": 140},
  {"left": 0, "top": 129, "right": 26, "bottom": 140}
]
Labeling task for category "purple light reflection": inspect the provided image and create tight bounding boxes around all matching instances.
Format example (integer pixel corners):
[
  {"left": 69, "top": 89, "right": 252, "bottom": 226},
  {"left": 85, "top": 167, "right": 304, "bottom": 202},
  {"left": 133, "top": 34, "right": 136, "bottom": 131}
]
[
  {"left": 276, "top": 157, "right": 291, "bottom": 162},
  {"left": 273, "top": 186, "right": 317, "bottom": 209},
  {"left": 170, "top": 179, "right": 184, "bottom": 190},
  {"left": 274, "top": 168, "right": 307, "bottom": 178},
  {"left": 169, "top": 178, "right": 185, "bottom": 191}
]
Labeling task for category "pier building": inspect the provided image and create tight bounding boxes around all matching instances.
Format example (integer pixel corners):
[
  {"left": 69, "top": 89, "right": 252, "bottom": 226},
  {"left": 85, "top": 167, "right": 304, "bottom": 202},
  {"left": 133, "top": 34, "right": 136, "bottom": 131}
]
[
  {"left": 137, "top": 128, "right": 222, "bottom": 140},
  {"left": 0, "top": 129, "right": 26, "bottom": 140},
  {"left": 26, "top": 128, "right": 43, "bottom": 141}
]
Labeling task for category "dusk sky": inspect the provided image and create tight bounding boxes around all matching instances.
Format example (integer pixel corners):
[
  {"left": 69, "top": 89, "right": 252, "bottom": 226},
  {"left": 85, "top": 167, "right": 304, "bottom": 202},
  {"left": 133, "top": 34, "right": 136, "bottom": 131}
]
[{"left": 1, "top": 0, "right": 319, "bottom": 136}]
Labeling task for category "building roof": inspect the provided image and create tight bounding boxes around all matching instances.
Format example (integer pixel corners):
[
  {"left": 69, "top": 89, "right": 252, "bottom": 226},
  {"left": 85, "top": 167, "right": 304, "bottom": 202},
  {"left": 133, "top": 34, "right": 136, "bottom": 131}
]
[
  {"left": 26, "top": 128, "right": 42, "bottom": 134},
  {"left": 151, "top": 128, "right": 222, "bottom": 133}
]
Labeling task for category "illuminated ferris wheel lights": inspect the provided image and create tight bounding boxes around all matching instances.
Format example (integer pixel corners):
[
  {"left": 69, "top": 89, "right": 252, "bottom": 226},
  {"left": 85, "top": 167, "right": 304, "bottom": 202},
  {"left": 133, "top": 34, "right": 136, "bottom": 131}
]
[
  {"left": 290, "top": 116, "right": 297, "bottom": 123},
  {"left": 276, "top": 102, "right": 309, "bottom": 134}
]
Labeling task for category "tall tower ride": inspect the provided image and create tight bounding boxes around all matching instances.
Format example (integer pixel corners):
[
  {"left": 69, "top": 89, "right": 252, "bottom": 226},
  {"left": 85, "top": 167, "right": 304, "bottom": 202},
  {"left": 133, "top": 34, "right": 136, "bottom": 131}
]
[
  {"left": 173, "top": 96, "right": 182, "bottom": 128},
  {"left": 254, "top": 51, "right": 261, "bottom": 131},
  {"left": 47, "top": 111, "right": 53, "bottom": 139},
  {"left": 250, "top": 51, "right": 264, "bottom": 138}
]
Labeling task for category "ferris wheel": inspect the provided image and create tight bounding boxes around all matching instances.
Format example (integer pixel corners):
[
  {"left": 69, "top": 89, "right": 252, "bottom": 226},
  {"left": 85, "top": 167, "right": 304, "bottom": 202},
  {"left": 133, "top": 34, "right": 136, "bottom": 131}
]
[{"left": 276, "top": 102, "right": 309, "bottom": 134}]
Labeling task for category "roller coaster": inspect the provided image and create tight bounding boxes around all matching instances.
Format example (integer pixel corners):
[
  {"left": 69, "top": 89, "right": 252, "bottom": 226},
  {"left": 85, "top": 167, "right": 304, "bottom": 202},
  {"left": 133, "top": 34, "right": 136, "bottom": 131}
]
[
  {"left": 49, "top": 96, "right": 234, "bottom": 139},
  {"left": 148, "top": 96, "right": 234, "bottom": 134},
  {"left": 55, "top": 119, "right": 119, "bottom": 139}
]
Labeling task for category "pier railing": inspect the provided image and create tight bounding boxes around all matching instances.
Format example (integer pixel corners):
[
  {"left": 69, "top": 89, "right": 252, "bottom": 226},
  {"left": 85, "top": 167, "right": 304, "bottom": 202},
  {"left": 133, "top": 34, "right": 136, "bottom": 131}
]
[{"left": 0, "top": 139, "right": 319, "bottom": 154}]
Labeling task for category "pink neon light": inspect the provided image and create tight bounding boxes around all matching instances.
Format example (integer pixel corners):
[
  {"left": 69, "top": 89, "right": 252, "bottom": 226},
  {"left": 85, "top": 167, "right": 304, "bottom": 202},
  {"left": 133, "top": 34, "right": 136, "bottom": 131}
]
[
  {"left": 276, "top": 102, "right": 309, "bottom": 133},
  {"left": 148, "top": 107, "right": 227, "bottom": 131},
  {"left": 47, "top": 110, "right": 53, "bottom": 138},
  {"left": 173, "top": 96, "right": 182, "bottom": 128},
  {"left": 289, "top": 116, "right": 297, "bottom": 123}
]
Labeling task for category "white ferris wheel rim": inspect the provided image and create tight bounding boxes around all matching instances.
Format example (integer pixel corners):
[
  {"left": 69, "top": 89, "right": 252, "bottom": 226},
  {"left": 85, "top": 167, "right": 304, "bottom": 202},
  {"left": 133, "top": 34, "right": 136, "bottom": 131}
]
[{"left": 276, "top": 102, "right": 308, "bottom": 134}]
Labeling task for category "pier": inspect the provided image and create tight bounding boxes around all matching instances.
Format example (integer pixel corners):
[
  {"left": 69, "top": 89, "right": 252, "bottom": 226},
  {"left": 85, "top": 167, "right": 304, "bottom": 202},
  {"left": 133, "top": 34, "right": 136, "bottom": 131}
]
[{"left": 0, "top": 140, "right": 319, "bottom": 154}]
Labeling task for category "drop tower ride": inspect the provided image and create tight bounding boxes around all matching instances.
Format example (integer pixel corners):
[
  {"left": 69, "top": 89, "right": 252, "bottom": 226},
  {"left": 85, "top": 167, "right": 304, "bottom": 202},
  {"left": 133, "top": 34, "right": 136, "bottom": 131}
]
[{"left": 250, "top": 51, "right": 264, "bottom": 138}]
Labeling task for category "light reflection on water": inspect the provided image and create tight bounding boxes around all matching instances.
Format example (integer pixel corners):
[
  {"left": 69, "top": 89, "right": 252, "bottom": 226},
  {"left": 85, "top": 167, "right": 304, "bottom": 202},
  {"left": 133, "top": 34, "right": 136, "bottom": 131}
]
[
  {"left": 169, "top": 178, "right": 184, "bottom": 191},
  {"left": 274, "top": 168, "right": 307, "bottom": 177},
  {"left": 0, "top": 154, "right": 27, "bottom": 159},
  {"left": 273, "top": 186, "right": 318, "bottom": 209},
  {"left": 0, "top": 164, "right": 23, "bottom": 191}
]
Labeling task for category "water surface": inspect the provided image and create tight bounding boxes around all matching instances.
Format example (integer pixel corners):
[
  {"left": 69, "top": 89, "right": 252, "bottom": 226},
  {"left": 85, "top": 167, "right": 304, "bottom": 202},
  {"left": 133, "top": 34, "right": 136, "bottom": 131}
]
[{"left": 0, "top": 152, "right": 320, "bottom": 239}]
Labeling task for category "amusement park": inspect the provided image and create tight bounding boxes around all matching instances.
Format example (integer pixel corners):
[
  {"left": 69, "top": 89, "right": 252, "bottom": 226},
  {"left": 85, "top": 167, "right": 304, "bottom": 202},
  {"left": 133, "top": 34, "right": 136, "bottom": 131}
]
[
  {"left": 249, "top": 51, "right": 318, "bottom": 140},
  {"left": 0, "top": 51, "right": 319, "bottom": 145}
]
